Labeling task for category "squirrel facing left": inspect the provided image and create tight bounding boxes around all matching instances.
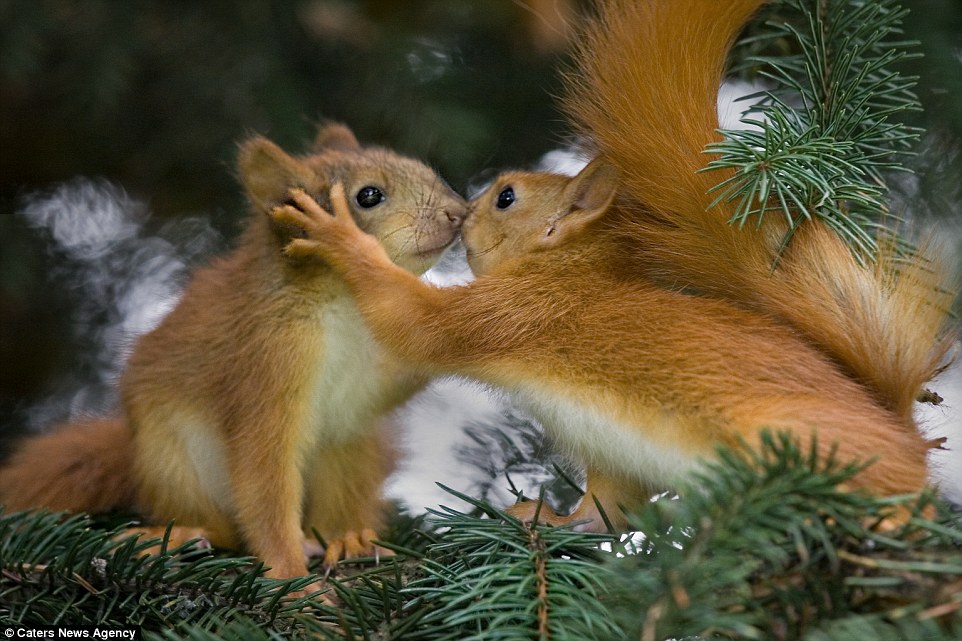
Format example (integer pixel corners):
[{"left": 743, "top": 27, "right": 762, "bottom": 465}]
[
  {"left": 0, "top": 123, "right": 466, "bottom": 583},
  {"left": 268, "top": 0, "right": 957, "bottom": 532}
]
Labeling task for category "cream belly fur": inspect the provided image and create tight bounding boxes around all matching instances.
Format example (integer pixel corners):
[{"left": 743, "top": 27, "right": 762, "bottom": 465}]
[
  {"left": 180, "top": 415, "right": 233, "bottom": 512},
  {"left": 166, "top": 297, "right": 410, "bottom": 514},
  {"left": 513, "top": 386, "right": 702, "bottom": 489},
  {"left": 307, "top": 297, "right": 412, "bottom": 447}
]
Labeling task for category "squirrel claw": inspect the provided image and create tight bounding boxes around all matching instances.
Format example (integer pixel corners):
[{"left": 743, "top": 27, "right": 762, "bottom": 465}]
[
  {"left": 270, "top": 202, "right": 312, "bottom": 231},
  {"left": 268, "top": 187, "right": 335, "bottom": 240},
  {"left": 505, "top": 499, "right": 604, "bottom": 532},
  {"left": 269, "top": 184, "right": 368, "bottom": 264},
  {"left": 319, "top": 528, "right": 394, "bottom": 569},
  {"left": 505, "top": 499, "right": 566, "bottom": 526}
]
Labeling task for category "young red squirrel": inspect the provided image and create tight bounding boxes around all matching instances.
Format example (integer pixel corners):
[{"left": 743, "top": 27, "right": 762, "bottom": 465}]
[
  {"left": 0, "top": 123, "right": 465, "bottom": 580},
  {"left": 269, "top": 0, "right": 957, "bottom": 530}
]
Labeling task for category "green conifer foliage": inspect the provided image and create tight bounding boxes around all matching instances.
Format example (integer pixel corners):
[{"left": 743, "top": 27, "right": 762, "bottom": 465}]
[
  {"left": 706, "top": 0, "right": 921, "bottom": 261},
  {"left": 2, "top": 2, "right": 960, "bottom": 639}
]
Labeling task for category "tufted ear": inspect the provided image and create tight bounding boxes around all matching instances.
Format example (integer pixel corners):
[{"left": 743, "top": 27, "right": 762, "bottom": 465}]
[
  {"left": 313, "top": 122, "right": 362, "bottom": 152},
  {"left": 237, "top": 136, "right": 314, "bottom": 212},
  {"left": 540, "top": 158, "right": 619, "bottom": 247}
]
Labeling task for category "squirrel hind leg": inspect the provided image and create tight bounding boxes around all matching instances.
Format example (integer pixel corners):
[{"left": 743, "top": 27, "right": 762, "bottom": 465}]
[
  {"left": 115, "top": 525, "right": 214, "bottom": 557},
  {"left": 505, "top": 466, "right": 659, "bottom": 533},
  {"left": 317, "top": 529, "right": 395, "bottom": 569},
  {"left": 302, "top": 423, "right": 397, "bottom": 568}
]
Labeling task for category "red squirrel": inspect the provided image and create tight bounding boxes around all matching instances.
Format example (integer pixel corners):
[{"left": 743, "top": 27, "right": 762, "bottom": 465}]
[
  {"left": 0, "top": 123, "right": 465, "bottom": 580},
  {"left": 268, "top": 0, "right": 956, "bottom": 530}
]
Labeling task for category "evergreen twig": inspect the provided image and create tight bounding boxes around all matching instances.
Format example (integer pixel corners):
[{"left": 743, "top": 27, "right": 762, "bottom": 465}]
[
  {"left": 0, "top": 511, "right": 328, "bottom": 634},
  {"left": 605, "top": 432, "right": 962, "bottom": 641},
  {"left": 3, "top": 438, "right": 960, "bottom": 639},
  {"left": 705, "top": 0, "right": 922, "bottom": 263},
  {"left": 401, "top": 485, "right": 624, "bottom": 641}
]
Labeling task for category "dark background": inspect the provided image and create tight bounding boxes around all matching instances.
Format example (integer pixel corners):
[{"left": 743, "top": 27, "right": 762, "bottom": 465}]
[{"left": 1, "top": 0, "right": 960, "bottom": 441}]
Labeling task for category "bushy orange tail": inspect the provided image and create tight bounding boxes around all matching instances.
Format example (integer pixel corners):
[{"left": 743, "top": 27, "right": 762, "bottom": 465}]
[
  {"left": 0, "top": 417, "right": 136, "bottom": 514},
  {"left": 565, "top": 0, "right": 956, "bottom": 421}
]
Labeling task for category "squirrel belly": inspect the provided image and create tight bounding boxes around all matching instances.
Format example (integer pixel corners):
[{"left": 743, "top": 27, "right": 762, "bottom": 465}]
[
  {"left": 511, "top": 387, "right": 701, "bottom": 491},
  {"left": 309, "top": 296, "right": 421, "bottom": 443},
  {"left": 124, "top": 252, "right": 415, "bottom": 557}
]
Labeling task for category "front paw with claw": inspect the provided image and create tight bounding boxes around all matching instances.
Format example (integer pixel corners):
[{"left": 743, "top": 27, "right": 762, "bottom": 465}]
[
  {"left": 307, "top": 529, "right": 394, "bottom": 570},
  {"left": 505, "top": 498, "right": 605, "bottom": 532},
  {"left": 506, "top": 499, "right": 569, "bottom": 527},
  {"left": 269, "top": 183, "right": 382, "bottom": 265}
]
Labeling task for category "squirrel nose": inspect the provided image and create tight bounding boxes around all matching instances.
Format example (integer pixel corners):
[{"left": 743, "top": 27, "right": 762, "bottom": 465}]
[{"left": 445, "top": 204, "right": 467, "bottom": 227}]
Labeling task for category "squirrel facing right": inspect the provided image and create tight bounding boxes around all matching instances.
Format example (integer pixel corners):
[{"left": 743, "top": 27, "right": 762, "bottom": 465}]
[
  {"left": 0, "top": 123, "right": 465, "bottom": 582},
  {"left": 269, "top": 0, "right": 957, "bottom": 530}
]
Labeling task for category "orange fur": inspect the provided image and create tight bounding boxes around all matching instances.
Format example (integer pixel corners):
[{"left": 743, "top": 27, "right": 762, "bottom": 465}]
[
  {"left": 0, "top": 418, "right": 136, "bottom": 513},
  {"left": 272, "top": 156, "right": 938, "bottom": 531},
  {"left": 564, "top": 0, "right": 956, "bottom": 420},
  {"left": 265, "top": 0, "right": 957, "bottom": 532},
  {"left": 0, "top": 123, "right": 464, "bottom": 581}
]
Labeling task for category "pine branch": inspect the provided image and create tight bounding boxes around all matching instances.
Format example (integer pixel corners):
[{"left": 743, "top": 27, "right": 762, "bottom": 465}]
[
  {"left": 604, "top": 432, "right": 962, "bottom": 641},
  {"left": 398, "top": 486, "right": 624, "bottom": 641},
  {"left": 3, "top": 440, "right": 960, "bottom": 640},
  {"left": 456, "top": 417, "right": 585, "bottom": 516},
  {"left": 705, "top": 0, "right": 922, "bottom": 263},
  {"left": 0, "top": 510, "right": 327, "bottom": 634}
]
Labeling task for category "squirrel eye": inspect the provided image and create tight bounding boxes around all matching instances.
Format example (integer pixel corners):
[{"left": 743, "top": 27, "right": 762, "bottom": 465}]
[
  {"left": 495, "top": 186, "right": 516, "bottom": 210},
  {"left": 356, "top": 186, "right": 385, "bottom": 208}
]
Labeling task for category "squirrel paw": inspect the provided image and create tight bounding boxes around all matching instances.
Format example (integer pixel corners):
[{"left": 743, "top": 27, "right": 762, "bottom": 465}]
[
  {"left": 287, "top": 581, "right": 335, "bottom": 607},
  {"left": 505, "top": 499, "right": 604, "bottom": 532},
  {"left": 269, "top": 184, "right": 371, "bottom": 260},
  {"left": 505, "top": 499, "right": 578, "bottom": 527},
  {"left": 119, "top": 525, "right": 212, "bottom": 557},
  {"left": 320, "top": 528, "right": 394, "bottom": 569},
  {"left": 870, "top": 502, "right": 936, "bottom": 534}
]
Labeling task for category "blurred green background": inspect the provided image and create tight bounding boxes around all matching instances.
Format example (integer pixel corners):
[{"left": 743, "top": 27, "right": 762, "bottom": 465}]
[{"left": 0, "top": 0, "right": 960, "bottom": 438}]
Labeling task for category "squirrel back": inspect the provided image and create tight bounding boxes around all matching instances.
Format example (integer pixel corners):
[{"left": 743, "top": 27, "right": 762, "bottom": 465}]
[{"left": 564, "top": 0, "right": 956, "bottom": 422}]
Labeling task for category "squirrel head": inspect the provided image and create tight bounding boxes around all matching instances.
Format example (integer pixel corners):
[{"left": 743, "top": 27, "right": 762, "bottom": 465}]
[
  {"left": 463, "top": 158, "right": 619, "bottom": 276},
  {"left": 237, "top": 123, "right": 466, "bottom": 274}
]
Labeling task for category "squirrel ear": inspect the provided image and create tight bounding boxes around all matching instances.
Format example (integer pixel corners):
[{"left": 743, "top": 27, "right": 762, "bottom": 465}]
[
  {"left": 541, "top": 159, "right": 619, "bottom": 247},
  {"left": 313, "top": 122, "right": 362, "bottom": 152},
  {"left": 566, "top": 158, "right": 619, "bottom": 216},
  {"left": 237, "top": 136, "right": 312, "bottom": 211}
]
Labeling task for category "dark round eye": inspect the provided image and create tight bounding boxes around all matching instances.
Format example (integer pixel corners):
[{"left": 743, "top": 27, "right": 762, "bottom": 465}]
[
  {"left": 495, "top": 186, "right": 516, "bottom": 210},
  {"left": 356, "top": 186, "right": 385, "bottom": 208}
]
